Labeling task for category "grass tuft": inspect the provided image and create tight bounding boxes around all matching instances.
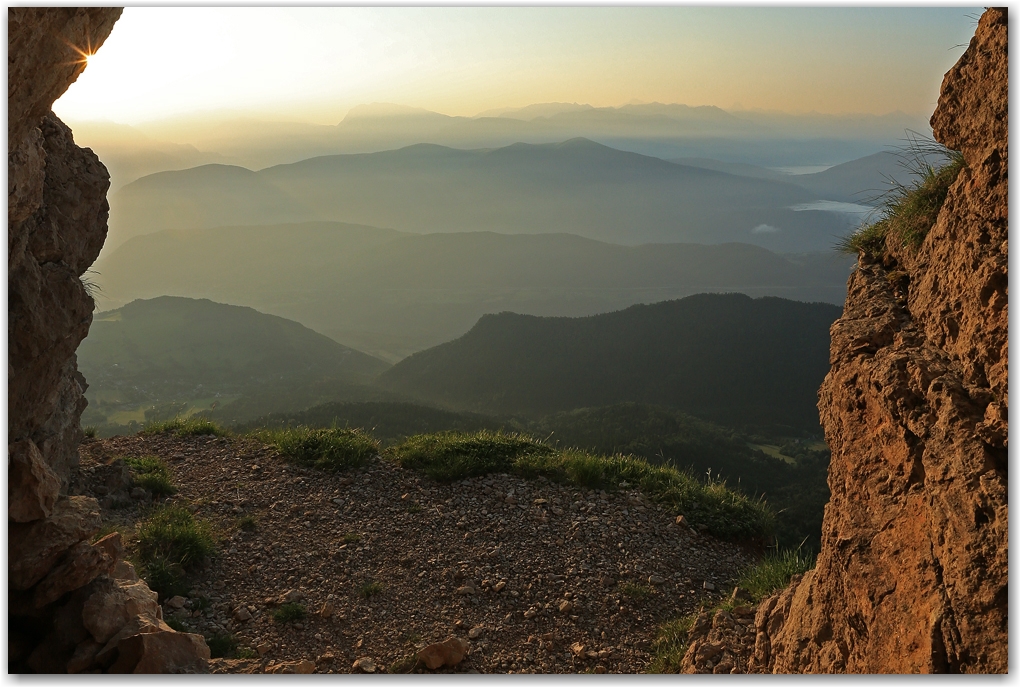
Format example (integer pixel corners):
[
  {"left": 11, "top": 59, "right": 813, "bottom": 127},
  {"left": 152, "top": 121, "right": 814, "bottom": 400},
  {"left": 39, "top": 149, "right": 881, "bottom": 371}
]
[
  {"left": 237, "top": 515, "right": 257, "bottom": 531},
  {"left": 735, "top": 547, "right": 815, "bottom": 601},
  {"left": 83, "top": 426, "right": 97, "bottom": 439},
  {"left": 253, "top": 426, "right": 379, "bottom": 472},
  {"left": 647, "top": 616, "right": 696, "bottom": 674},
  {"left": 125, "top": 455, "right": 177, "bottom": 497},
  {"left": 620, "top": 581, "right": 652, "bottom": 599},
  {"left": 141, "top": 416, "right": 228, "bottom": 437},
  {"left": 390, "top": 431, "right": 774, "bottom": 541},
  {"left": 205, "top": 633, "right": 239, "bottom": 659},
  {"left": 840, "top": 135, "right": 964, "bottom": 258},
  {"left": 359, "top": 581, "right": 384, "bottom": 599},
  {"left": 342, "top": 532, "right": 362, "bottom": 544},
  {"left": 137, "top": 504, "right": 214, "bottom": 599},
  {"left": 272, "top": 602, "right": 307, "bottom": 623}
]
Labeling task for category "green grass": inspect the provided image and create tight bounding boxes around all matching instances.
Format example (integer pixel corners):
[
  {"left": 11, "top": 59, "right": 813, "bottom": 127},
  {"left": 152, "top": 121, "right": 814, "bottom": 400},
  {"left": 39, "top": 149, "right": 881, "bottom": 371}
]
[
  {"left": 647, "top": 616, "right": 696, "bottom": 674},
  {"left": 389, "top": 430, "right": 775, "bottom": 542},
  {"left": 83, "top": 426, "right": 97, "bottom": 439},
  {"left": 124, "top": 455, "right": 178, "bottom": 497},
  {"left": 735, "top": 547, "right": 815, "bottom": 601},
  {"left": 165, "top": 617, "right": 191, "bottom": 633},
  {"left": 840, "top": 144, "right": 965, "bottom": 258},
  {"left": 620, "top": 582, "right": 652, "bottom": 600},
  {"left": 342, "top": 532, "right": 362, "bottom": 544},
  {"left": 136, "top": 504, "right": 215, "bottom": 599},
  {"left": 141, "top": 416, "right": 228, "bottom": 437},
  {"left": 272, "top": 603, "right": 307, "bottom": 623},
  {"left": 359, "top": 581, "right": 384, "bottom": 599},
  {"left": 236, "top": 647, "right": 258, "bottom": 660},
  {"left": 252, "top": 426, "right": 380, "bottom": 472},
  {"left": 237, "top": 515, "right": 257, "bottom": 531}
]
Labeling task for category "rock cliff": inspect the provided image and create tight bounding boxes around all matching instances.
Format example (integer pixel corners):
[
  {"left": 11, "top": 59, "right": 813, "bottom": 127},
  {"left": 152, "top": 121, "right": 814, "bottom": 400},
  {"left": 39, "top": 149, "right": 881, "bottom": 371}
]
[
  {"left": 747, "top": 8, "right": 1007, "bottom": 673},
  {"left": 9, "top": 8, "right": 209, "bottom": 672}
]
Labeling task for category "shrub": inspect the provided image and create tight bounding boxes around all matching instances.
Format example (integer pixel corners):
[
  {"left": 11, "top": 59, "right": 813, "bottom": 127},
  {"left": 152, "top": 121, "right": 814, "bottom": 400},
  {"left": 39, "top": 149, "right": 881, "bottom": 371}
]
[
  {"left": 205, "top": 633, "right": 239, "bottom": 659},
  {"left": 142, "top": 417, "right": 228, "bottom": 437},
  {"left": 735, "top": 548, "right": 815, "bottom": 601},
  {"left": 254, "top": 426, "right": 379, "bottom": 472},
  {"left": 390, "top": 431, "right": 774, "bottom": 542},
  {"left": 840, "top": 137, "right": 964, "bottom": 258},
  {"left": 273, "top": 603, "right": 307, "bottom": 623},
  {"left": 137, "top": 504, "right": 214, "bottom": 598}
]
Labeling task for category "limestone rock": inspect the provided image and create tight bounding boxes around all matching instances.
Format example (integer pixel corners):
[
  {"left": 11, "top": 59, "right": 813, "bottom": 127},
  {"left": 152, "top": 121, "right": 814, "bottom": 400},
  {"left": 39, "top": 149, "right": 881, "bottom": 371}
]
[
  {"left": 748, "top": 9, "right": 1008, "bottom": 674},
  {"left": 8, "top": 438, "right": 60, "bottom": 522},
  {"left": 351, "top": 657, "right": 377, "bottom": 673},
  {"left": 9, "top": 495, "right": 101, "bottom": 590},
  {"left": 107, "top": 631, "right": 211, "bottom": 674},
  {"left": 82, "top": 576, "right": 161, "bottom": 645},
  {"left": 417, "top": 637, "right": 469, "bottom": 670},
  {"left": 32, "top": 539, "right": 115, "bottom": 608}
]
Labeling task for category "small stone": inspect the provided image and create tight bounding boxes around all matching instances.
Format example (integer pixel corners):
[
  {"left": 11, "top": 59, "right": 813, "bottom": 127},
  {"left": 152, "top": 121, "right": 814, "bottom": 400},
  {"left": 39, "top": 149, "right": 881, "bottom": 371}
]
[
  {"left": 353, "top": 657, "right": 376, "bottom": 673},
  {"left": 675, "top": 515, "right": 688, "bottom": 527},
  {"left": 523, "top": 608, "right": 538, "bottom": 619},
  {"left": 648, "top": 575, "right": 665, "bottom": 585},
  {"left": 703, "top": 581, "right": 716, "bottom": 591},
  {"left": 596, "top": 665, "right": 607, "bottom": 674},
  {"left": 319, "top": 601, "right": 335, "bottom": 618},
  {"left": 570, "top": 642, "right": 585, "bottom": 657},
  {"left": 468, "top": 626, "right": 484, "bottom": 639},
  {"left": 267, "top": 659, "right": 315, "bottom": 674},
  {"left": 417, "top": 637, "right": 469, "bottom": 670},
  {"left": 493, "top": 581, "right": 506, "bottom": 593},
  {"left": 558, "top": 600, "right": 573, "bottom": 613},
  {"left": 256, "top": 643, "right": 272, "bottom": 657},
  {"left": 316, "top": 652, "right": 335, "bottom": 664},
  {"left": 455, "top": 585, "right": 476, "bottom": 596},
  {"left": 232, "top": 607, "right": 252, "bottom": 622},
  {"left": 166, "top": 596, "right": 187, "bottom": 610}
]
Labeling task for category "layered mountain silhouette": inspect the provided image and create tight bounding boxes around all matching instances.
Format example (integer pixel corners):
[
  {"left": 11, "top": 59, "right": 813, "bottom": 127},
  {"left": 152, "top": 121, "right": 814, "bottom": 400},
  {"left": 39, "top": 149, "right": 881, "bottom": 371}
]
[{"left": 93, "top": 222, "right": 853, "bottom": 362}]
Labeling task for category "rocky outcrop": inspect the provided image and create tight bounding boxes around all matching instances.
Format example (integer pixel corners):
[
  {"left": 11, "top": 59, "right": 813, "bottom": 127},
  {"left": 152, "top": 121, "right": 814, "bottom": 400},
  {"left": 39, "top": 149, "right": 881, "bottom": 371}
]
[
  {"left": 745, "top": 8, "right": 1007, "bottom": 673},
  {"left": 9, "top": 8, "right": 209, "bottom": 673}
]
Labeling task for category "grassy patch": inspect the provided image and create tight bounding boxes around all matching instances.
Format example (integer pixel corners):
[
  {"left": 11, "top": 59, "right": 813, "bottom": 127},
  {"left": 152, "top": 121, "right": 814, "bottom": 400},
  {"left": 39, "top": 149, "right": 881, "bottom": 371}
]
[
  {"left": 141, "top": 416, "right": 228, "bottom": 437},
  {"left": 136, "top": 504, "right": 215, "bottom": 599},
  {"left": 165, "top": 617, "right": 191, "bottom": 633},
  {"left": 620, "top": 582, "right": 652, "bottom": 600},
  {"left": 205, "top": 633, "right": 239, "bottom": 659},
  {"left": 407, "top": 503, "right": 423, "bottom": 514},
  {"left": 272, "top": 603, "right": 307, "bottom": 623},
  {"left": 390, "top": 431, "right": 774, "bottom": 541},
  {"left": 735, "top": 547, "right": 815, "bottom": 601},
  {"left": 237, "top": 515, "right": 257, "bottom": 532},
  {"left": 83, "top": 426, "right": 97, "bottom": 439},
  {"left": 342, "top": 532, "right": 362, "bottom": 544},
  {"left": 359, "top": 581, "right": 384, "bottom": 599},
  {"left": 253, "top": 426, "right": 379, "bottom": 472},
  {"left": 125, "top": 455, "right": 177, "bottom": 497},
  {"left": 236, "top": 647, "right": 258, "bottom": 660},
  {"left": 647, "top": 615, "right": 696, "bottom": 674},
  {"left": 840, "top": 141, "right": 964, "bottom": 258}
]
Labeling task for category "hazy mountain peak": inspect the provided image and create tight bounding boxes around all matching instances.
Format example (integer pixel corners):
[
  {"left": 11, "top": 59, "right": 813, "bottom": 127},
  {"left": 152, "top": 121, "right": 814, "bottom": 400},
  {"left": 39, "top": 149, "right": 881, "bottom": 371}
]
[{"left": 340, "top": 102, "right": 452, "bottom": 123}]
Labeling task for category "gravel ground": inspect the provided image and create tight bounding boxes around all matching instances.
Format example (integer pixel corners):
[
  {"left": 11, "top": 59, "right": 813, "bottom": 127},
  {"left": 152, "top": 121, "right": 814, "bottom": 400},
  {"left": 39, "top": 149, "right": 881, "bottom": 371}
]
[{"left": 75, "top": 433, "right": 756, "bottom": 674}]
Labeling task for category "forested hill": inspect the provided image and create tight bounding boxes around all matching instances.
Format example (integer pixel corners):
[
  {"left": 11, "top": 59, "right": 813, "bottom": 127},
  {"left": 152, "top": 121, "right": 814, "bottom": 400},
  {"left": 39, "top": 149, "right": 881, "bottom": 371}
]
[{"left": 377, "top": 293, "right": 842, "bottom": 431}]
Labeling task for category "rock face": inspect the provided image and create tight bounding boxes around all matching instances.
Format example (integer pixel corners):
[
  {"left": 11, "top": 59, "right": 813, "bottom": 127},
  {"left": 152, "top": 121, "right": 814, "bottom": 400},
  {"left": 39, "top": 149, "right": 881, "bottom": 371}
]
[
  {"left": 747, "top": 8, "right": 1007, "bottom": 673},
  {"left": 8, "top": 8, "right": 210, "bottom": 674}
]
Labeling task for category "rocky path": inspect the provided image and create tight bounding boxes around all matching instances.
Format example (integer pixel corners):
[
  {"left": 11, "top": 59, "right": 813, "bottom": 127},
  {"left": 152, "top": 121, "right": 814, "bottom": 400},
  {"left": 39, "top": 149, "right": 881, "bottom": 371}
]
[{"left": 75, "top": 433, "right": 755, "bottom": 674}]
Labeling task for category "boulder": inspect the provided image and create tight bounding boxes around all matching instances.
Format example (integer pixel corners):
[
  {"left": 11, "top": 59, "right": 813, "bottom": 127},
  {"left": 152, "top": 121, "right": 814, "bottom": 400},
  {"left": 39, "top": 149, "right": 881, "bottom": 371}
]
[
  {"left": 32, "top": 539, "right": 115, "bottom": 608},
  {"left": 9, "top": 496, "right": 101, "bottom": 590},
  {"left": 107, "top": 631, "right": 210, "bottom": 674},
  {"left": 417, "top": 637, "right": 470, "bottom": 670},
  {"left": 82, "top": 576, "right": 160, "bottom": 645},
  {"left": 266, "top": 659, "right": 315, "bottom": 674},
  {"left": 8, "top": 438, "right": 60, "bottom": 522}
]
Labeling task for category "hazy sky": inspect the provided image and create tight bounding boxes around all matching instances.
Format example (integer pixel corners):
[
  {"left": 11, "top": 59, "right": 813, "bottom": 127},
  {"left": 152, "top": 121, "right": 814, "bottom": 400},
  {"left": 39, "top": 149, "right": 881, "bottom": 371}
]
[{"left": 54, "top": 6, "right": 978, "bottom": 126}]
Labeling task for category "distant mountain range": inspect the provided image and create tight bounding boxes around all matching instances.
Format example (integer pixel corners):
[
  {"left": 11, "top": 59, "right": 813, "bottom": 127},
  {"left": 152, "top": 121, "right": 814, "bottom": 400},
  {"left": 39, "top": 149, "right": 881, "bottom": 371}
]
[
  {"left": 376, "top": 292, "right": 842, "bottom": 430},
  {"left": 105, "top": 137, "right": 862, "bottom": 252},
  {"left": 93, "top": 221, "right": 853, "bottom": 362}
]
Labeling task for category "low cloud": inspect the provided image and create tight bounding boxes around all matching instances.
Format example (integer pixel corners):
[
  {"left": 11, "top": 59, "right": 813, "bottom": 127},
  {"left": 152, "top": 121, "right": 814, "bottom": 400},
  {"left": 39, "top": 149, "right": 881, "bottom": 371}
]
[{"left": 751, "top": 224, "right": 781, "bottom": 234}]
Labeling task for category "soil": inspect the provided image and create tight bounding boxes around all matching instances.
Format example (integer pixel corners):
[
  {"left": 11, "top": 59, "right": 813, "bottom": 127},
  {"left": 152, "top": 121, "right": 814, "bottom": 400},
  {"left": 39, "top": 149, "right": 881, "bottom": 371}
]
[{"left": 74, "top": 432, "right": 756, "bottom": 674}]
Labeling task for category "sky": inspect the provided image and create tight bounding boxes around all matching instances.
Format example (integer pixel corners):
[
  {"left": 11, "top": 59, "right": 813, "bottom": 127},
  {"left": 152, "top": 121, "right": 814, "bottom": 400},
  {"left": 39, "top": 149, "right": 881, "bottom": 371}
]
[{"left": 53, "top": 6, "right": 979, "bottom": 126}]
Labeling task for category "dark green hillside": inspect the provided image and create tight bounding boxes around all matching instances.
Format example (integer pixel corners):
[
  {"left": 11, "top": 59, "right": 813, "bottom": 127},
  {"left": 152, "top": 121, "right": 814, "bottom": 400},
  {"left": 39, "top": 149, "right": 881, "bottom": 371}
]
[
  {"left": 94, "top": 221, "right": 853, "bottom": 362},
  {"left": 377, "top": 293, "right": 841, "bottom": 431},
  {"left": 78, "top": 297, "right": 390, "bottom": 433}
]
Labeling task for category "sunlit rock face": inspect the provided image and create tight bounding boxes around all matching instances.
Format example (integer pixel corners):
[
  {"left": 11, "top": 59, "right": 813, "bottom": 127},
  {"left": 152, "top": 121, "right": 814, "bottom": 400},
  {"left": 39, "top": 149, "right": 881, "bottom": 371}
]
[
  {"left": 9, "top": 8, "right": 210, "bottom": 674},
  {"left": 749, "top": 7, "right": 1007, "bottom": 674}
]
